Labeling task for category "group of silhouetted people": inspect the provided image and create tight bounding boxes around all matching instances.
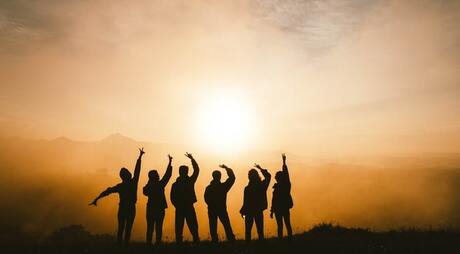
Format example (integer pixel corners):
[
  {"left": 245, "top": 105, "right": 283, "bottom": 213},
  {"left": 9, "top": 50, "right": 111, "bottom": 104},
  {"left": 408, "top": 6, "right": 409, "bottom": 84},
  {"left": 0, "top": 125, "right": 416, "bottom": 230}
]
[{"left": 89, "top": 149, "right": 293, "bottom": 246}]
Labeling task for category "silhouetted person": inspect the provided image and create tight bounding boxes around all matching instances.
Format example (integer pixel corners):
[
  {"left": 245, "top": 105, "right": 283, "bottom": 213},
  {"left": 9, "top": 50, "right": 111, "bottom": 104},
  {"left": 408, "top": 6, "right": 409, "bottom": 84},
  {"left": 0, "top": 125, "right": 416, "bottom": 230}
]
[
  {"left": 270, "top": 153, "right": 293, "bottom": 239},
  {"left": 204, "top": 164, "right": 236, "bottom": 243},
  {"left": 240, "top": 163, "right": 271, "bottom": 241},
  {"left": 143, "top": 154, "right": 173, "bottom": 245},
  {"left": 89, "top": 148, "right": 145, "bottom": 246},
  {"left": 170, "top": 152, "right": 200, "bottom": 243}
]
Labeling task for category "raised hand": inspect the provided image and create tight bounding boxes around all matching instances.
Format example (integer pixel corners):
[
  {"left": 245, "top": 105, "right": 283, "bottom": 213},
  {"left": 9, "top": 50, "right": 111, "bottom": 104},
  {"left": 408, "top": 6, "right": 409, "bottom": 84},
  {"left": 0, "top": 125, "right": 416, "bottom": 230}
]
[
  {"left": 139, "top": 147, "right": 145, "bottom": 157},
  {"left": 185, "top": 152, "right": 194, "bottom": 160},
  {"left": 282, "top": 153, "right": 286, "bottom": 163},
  {"left": 254, "top": 163, "right": 262, "bottom": 170},
  {"left": 219, "top": 164, "right": 229, "bottom": 170},
  {"left": 168, "top": 154, "right": 173, "bottom": 161}
]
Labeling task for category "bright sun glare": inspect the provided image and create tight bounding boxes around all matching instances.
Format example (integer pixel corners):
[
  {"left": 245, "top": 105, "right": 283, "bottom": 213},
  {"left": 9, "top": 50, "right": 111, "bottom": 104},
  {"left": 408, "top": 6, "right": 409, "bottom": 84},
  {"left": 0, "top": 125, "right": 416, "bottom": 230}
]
[{"left": 195, "top": 89, "right": 255, "bottom": 151}]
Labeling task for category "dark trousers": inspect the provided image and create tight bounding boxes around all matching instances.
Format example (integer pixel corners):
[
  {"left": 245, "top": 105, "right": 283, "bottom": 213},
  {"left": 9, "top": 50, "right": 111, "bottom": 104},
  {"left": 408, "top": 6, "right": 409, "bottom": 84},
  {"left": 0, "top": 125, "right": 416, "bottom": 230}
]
[
  {"left": 244, "top": 211, "right": 264, "bottom": 241},
  {"left": 146, "top": 207, "right": 165, "bottom": 244},
  {"left": 274, "top": 209, "right": 292, "bottom": 239},
  {"left": 175, "top": 205, "right": 199, "bottom": 243},
  {"left": 208, "top": 209, "right": 235, "bottom": 242},
  {"left": 117, "top": 205, "right": 136, "bottom": 246}
]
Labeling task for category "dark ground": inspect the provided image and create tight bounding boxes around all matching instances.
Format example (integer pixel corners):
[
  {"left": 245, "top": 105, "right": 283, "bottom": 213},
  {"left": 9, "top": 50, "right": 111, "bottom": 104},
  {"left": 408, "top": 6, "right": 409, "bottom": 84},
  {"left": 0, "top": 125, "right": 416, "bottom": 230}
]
[{"left": 1, "top": 224, "right": 459, "bottom": 254}]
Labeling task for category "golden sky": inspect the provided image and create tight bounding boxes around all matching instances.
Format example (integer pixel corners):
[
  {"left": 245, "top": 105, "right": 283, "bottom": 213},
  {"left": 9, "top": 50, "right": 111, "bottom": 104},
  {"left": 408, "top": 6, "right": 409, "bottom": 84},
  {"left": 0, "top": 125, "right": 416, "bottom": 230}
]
[{"left": 1, "top": 0, "right": 460, "bottom": 155}]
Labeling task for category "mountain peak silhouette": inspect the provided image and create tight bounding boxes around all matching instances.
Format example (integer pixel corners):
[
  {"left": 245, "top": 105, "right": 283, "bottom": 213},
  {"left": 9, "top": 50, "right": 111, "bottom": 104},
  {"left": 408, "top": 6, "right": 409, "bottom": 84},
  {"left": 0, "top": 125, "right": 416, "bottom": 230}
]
[
  {"left": 51, "top": 136, "right": 74, "bottom": 143},
  {"left": 101, "top": 133, "right": 137, "bottom": 144}
]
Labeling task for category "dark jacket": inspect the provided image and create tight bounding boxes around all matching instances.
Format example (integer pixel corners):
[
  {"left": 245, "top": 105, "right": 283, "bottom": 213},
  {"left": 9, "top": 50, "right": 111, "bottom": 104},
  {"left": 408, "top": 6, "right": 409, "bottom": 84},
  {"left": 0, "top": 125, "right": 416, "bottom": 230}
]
[
  {"left": 204, "top": 168, "right": 235, "bottom": 212},
  {"left": 170, "top": 159, "right": 199, "bottom": 208},
  {"left": 271, "top": 164, "right": 293, "bottom": 212},
  {"left": 240, "top": 169, "right": 271, "bottom": 215},
  {"left": 143, "top": 163, "right": 172, "bottom": 210},
  {"left": 103, "top": 158, "right": 142, "bottom": 207}
]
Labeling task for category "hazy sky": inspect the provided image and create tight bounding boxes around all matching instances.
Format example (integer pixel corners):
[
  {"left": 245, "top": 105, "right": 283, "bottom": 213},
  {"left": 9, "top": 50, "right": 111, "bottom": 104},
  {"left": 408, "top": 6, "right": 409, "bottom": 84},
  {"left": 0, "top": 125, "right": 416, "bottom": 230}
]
[{"left": 1, "top": 0, "right": 460, "bottom": 155}]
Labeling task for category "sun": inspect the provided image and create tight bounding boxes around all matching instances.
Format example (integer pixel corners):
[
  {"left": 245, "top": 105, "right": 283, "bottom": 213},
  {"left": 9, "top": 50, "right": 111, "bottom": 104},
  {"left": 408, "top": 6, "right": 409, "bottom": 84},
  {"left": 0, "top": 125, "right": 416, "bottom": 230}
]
[{"left": 195, "top": 89, "right": 255, "bottom": 151}]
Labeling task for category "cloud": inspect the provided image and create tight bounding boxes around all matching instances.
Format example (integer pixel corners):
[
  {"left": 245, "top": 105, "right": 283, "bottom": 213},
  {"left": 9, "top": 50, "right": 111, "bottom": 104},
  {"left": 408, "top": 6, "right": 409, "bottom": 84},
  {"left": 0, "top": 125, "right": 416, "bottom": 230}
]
[
  {"left": 252, "top": 0, "right": 383, "bottom": 53},
  {"left": 0, "top": 1, "right": 63, "bottom": 54},
  {"left": 0, "top": 0, "right": 459, "bottom": 153},
  {"left": 0, "top": 0, "right": 383, "bottom": 55}
]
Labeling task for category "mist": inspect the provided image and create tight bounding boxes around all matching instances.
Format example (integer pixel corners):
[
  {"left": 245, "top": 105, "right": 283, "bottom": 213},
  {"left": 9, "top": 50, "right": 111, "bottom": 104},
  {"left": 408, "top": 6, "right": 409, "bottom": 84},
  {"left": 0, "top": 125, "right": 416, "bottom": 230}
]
[
  {"left": 1, "top": 0, "right": 459, "bottom": 156},
  {"left": 1, "top": 135, "right": 460, "bottom": 241}
]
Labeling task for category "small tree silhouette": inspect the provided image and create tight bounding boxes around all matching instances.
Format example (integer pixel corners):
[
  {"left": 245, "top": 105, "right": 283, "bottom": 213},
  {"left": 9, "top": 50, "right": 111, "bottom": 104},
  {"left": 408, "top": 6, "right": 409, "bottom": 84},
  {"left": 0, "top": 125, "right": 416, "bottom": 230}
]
[{"left": 47, "top": 225, "right": 93, "bottom": 245}]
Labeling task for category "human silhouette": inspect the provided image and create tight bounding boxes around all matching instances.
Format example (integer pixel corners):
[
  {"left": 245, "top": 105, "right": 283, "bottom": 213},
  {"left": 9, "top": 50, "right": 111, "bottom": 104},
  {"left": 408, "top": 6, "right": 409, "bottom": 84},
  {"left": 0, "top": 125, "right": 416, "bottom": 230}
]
[
  {"left": 143, "top": 154, "right": 173, "bottom": 245},
  {"left": 240, "top": 163, "right": 271, "bottom": 241},
  {"left": 170, "top": 152, "right": 200, "bottom": 243},
  {"left": 270, "top": 153, "right": 293, "bottom": 239},
  {"left": 89, "top": 148, "right": 145, "bottom": 246},
  {"left": 204, "top": 164, "right": 236, "bottom": 243}
]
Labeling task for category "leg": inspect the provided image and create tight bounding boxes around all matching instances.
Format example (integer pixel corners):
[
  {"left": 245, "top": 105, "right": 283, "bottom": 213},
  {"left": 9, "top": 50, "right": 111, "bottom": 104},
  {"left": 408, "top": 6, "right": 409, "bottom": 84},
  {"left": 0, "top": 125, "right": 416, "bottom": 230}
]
[
  {"left": 284, "top": 209, "right": 293, "bottom": 238},
  {"left": 254, "top": 211, "right": 264, "bottom": 240},
  {"left": 146, "top": 206, "right": 153, "bottom": 244},
  {"left": 155, "top": 209, "right": 165, "bottom": 244},
  {"left": 117, "top": 207, "right": 126, "bottom": 246},
  {"left": 208, "top": 210, "right": 218, "bottom": 243},
  {"left": 185, "top": 206, "right": 200, "bottom": 243},
  {"left": 275, "top": 211, "right": 283, "bottom": 239},
  {"left": 218, "top": 211, "right": 235, "bottom": 241},
  {"left": 245, "top": 215, "right": 254, "bottom": 242},
  {"left": 175, "top": 209, "right": 185, "bottom": 243},
  {"left": 124, "top": 206, "right": 136, "bottom": 245}
]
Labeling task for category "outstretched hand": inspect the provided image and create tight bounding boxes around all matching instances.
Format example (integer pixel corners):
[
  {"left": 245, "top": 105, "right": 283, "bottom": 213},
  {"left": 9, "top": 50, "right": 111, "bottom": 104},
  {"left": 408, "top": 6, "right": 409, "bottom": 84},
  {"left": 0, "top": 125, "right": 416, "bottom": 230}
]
[
  {"left": 89, "top": 200, "right": 97, "bottom": 206},
  {"left": 185, "top": 152, "right": 194, "bottom": 160},
  {"left": 139, "top": 147, "right": 145, "bottom": 157},
  {"left": 254, "top": 163, "right": 263, "bottom": 170},
  {"left": 219, "top": 164, "right": 229, "bottom": 170}
]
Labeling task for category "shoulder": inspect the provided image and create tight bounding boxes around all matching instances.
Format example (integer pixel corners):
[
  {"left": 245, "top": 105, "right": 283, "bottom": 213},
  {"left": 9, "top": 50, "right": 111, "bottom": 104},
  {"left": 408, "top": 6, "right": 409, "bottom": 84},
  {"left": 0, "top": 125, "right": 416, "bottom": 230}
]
[{"left": 111, "top": 184, "right": 122, "bottom": 191}]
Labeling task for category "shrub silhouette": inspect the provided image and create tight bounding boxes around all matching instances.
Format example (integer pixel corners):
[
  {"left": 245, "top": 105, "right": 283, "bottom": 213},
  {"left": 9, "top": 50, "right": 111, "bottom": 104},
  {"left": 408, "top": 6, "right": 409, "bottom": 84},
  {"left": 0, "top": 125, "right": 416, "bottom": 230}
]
[
  {"left": 309, "top": 223, "right": 370, "bottom": 235},
  {"left": 46, "top": 225, "right": 93, "bottom": 245}
]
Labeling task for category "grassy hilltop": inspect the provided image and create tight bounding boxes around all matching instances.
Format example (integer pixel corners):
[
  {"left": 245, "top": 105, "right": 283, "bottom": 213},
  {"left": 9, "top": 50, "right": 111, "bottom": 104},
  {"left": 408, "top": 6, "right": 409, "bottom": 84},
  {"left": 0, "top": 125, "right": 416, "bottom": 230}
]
[{"left": 2, "top": 223, "right": 459, "bottom": 254}]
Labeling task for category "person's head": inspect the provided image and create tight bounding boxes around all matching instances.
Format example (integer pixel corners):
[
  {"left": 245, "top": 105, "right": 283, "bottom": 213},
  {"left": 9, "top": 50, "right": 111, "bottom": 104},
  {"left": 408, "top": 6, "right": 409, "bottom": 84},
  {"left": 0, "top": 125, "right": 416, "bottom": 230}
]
[
  {"left": 275, "top": 171, "right": 285, "bottom": 183},
  {"left": 248, "top": 169, "right": 261, "bottom": 183},
  {"left": 148, "top": 170, "right": 159, "bottom": 181},
  {"left": 119, "top": 167, "right": 132, "bottom": 182},
  {"left": 212, "top": 170, "right": 221, "bottom": 182},
  {"left": 179, "top": 165, "right": 189, "bottom": 177}
]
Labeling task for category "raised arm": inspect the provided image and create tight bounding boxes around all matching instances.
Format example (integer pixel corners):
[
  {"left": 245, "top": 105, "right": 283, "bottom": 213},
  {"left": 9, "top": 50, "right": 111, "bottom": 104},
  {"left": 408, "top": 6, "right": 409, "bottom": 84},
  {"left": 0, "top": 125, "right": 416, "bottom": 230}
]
[
  {"left": 160, "top": 154, "right": 173, "bottom": 187},
  {"left": 185, "top": 152, "right": 200, "bottom": 183},
  {"left": 220, "top": 164, "right": 235, "bottom": 192},
  {"left": 282, "top": 153, "right": 290, "bottom": 183},
  {"left": 133, "top": 147, "right": 145, "bottom": 183},
  {"left": 89, "top": 185, "right": 119, "bottom": 206},
  {"left": 255, "top": 163, "right": 271, "bottom": 190}
]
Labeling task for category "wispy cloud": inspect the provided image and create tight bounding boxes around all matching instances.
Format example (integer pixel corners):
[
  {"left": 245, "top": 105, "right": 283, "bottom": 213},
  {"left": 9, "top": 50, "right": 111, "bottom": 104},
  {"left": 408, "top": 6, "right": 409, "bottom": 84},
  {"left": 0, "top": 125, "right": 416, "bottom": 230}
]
[{"left": 252, "top": 0, "right": 384, "bottom": 52}]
